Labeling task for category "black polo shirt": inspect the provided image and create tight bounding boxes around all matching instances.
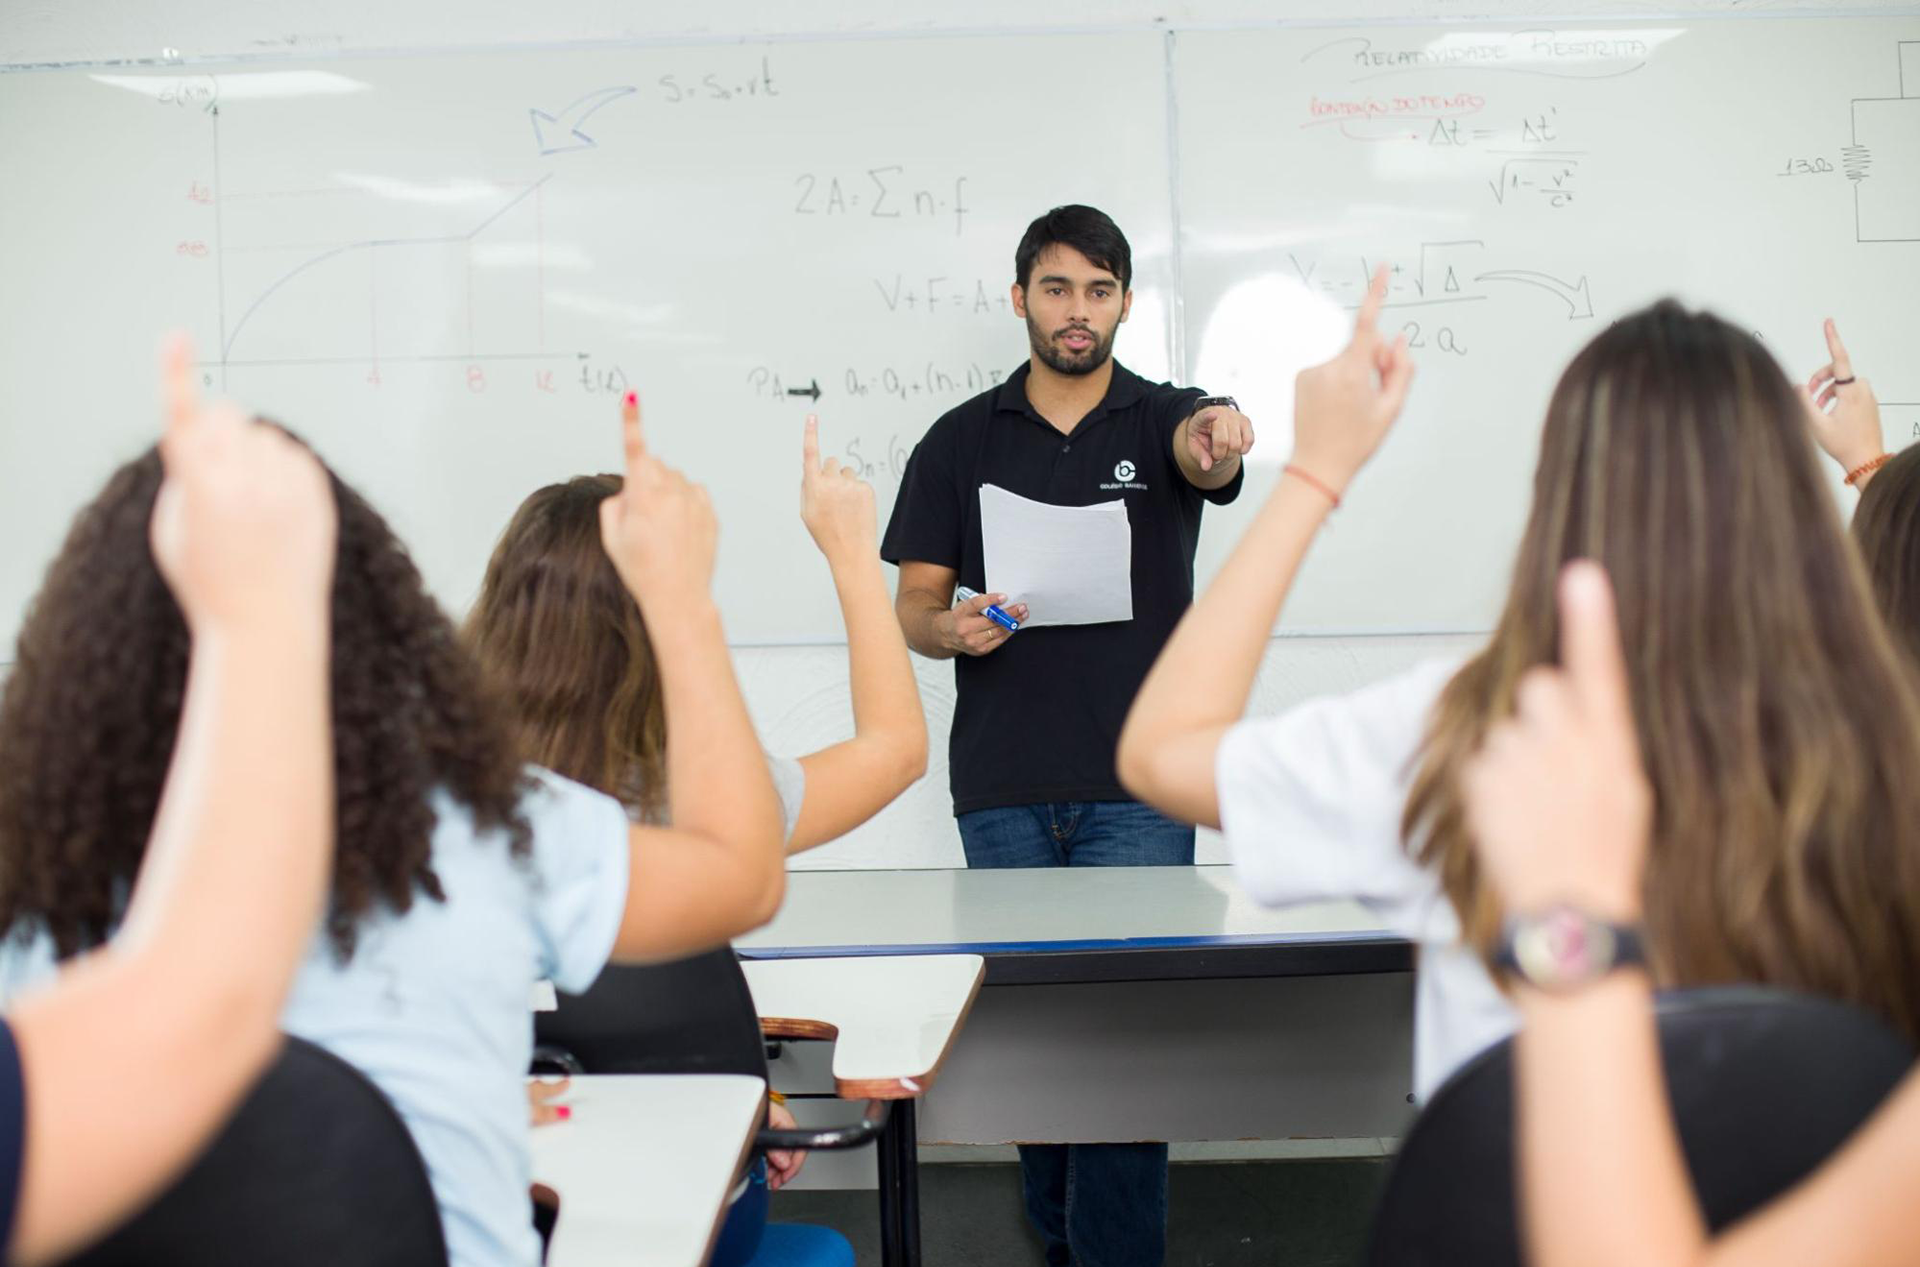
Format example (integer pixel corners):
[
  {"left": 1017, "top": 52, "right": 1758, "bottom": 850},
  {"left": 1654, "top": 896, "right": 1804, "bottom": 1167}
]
[{"left": 881, "top": 360, "right": 1243, "bottom": 815}]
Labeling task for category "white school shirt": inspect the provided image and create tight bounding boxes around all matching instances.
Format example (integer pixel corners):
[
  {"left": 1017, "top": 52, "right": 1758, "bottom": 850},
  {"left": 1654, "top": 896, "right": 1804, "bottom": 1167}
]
[
  {"left": 0, "top": 760, "right": 808, "bottom": 1267},
  {"left": 1214, "top": 657, "right": 1516, "bottom": 1101}
]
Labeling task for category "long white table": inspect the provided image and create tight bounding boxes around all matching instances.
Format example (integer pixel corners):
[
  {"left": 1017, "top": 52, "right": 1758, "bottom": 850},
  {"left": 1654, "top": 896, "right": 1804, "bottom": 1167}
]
[
  {"left": 738, "top": 865, "right": 1409, "bottom": 983},
  {"left": 741, "top": 865, "right": 1417, "bottom": 1148},
  {"left": 529, "top": 1073, "right": 765, "bottom": 1267}
]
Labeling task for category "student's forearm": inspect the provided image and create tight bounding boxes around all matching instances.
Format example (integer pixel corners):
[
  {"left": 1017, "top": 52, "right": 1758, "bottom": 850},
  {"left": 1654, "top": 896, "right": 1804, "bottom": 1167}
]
[
  {"left": 785, "top": 559, "right": 930, "bottom": 853},
  {"left": 11, "top": 619, "right": 333, "bottom": 1265},
  {"left": 1122, "top": 481, "right": 1329, "bottom": 773},
  {"left": 832, "top": 556, "right": 926, "bottom": 759},
  {"left": 118, "top": 624, "right": 333, "bottom": 976},
  {"left": 650, "top": 601, "right": 784, "bottom": 884},
  {"left": 1514, "top": 976, "right": 1708, "bottom": 1267},
  {"left": 1523, "top": 979, "right": 1920, "bottom": 1267}
]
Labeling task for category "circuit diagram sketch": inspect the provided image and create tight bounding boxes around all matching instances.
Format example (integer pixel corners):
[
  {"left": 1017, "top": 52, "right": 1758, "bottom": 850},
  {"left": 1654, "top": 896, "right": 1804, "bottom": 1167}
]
[{"left": 1845, "top": 41, "right": 1920, "bottom": 243}]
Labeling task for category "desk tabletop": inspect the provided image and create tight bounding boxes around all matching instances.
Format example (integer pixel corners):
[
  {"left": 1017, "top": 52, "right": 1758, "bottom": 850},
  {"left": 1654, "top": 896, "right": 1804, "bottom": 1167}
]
[
  {"left": 742, "top": 954, "right": 984, "bottom": 1099},
  {"left": 737, "top": 865, "right": 1410, "bottom": 984},
  {"left": 529, "top": 1073, "right": 763, "bottom": 1267}
]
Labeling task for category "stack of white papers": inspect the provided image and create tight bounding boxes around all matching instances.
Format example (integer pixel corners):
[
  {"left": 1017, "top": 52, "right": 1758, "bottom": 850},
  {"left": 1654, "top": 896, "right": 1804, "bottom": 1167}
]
[{"left": 979, "top": 483, "right": 1133, "bottom": 628}]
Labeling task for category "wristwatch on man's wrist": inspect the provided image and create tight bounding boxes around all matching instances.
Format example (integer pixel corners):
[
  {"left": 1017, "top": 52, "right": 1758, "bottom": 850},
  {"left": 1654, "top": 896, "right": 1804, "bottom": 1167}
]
[
  {"left": 1193, "top": 395, "right": 1238, "bottom": 413},
  {"left": 1493, "top": 904, "right": 1647, "bottom": 992}
]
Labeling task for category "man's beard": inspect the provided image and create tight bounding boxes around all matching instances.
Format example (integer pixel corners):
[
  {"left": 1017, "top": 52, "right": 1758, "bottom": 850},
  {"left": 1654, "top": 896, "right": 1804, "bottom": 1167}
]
[{"left": 1027, "top": 315, "right": 1117, "bottom": 376}]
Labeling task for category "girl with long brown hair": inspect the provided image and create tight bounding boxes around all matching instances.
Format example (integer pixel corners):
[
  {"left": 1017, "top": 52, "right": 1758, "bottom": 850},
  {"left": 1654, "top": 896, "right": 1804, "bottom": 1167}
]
[
  {"left": 0, "top": 394, "right": 790, "bottom": 1267},
  {"left": 467, "top": 415, "right": 925, "bottom": 1264},
  {"left": 1466, "top": 562, "right": 1920, "bottom": 1267},
  {"left": 1118, "top": 270, "right": 1920, "bottom": 1098},
  {"left": 467, "top": 412, "right": 927, "bottom": 856}
]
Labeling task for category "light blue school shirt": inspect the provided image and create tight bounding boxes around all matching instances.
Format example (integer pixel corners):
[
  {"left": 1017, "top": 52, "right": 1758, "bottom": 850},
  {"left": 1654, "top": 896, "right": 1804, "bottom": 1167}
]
[{"left": 0, "top": 760, "right": 803, "bottom": 1267}]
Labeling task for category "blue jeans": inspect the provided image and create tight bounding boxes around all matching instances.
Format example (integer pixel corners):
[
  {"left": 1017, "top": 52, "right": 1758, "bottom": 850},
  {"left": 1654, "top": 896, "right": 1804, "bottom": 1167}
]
[
  {"left": 956, "top": 800, "right": 1193, "bottom": 1267},
  {"left": 711, "top": 1159, "right": 855, "bottom": 1267}
]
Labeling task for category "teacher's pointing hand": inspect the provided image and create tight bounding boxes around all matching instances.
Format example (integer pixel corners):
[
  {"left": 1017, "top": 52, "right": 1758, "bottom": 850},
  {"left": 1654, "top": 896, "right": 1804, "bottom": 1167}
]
[{"left": 1186, "top": 404, "right": 1256, "bottom": 474}]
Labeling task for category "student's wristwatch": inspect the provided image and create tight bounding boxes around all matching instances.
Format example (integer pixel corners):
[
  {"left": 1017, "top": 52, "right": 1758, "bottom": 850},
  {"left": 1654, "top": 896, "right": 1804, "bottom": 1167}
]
[
  {"left": 1193, "top": 396, "right": 1239, "bottom": 413},
  {"left": 1493, "top": 905, "right": 1647, "bottom": 992}
]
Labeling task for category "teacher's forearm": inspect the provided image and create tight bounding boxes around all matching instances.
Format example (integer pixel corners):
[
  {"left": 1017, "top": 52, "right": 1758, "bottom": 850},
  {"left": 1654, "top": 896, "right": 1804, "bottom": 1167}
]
[{"left": 895, "top": 588, "right": 957, "bottom": 659}]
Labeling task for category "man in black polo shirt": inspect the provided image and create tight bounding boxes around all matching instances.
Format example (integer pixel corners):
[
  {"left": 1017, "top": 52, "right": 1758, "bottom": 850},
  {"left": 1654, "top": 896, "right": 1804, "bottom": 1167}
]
[{"left": 879, "top": 205, "right": 1251, "bottom": 1267}]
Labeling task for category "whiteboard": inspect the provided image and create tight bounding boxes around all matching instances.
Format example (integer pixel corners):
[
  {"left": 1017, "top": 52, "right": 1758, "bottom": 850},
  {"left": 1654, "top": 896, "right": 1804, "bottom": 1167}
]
[
  {"left": 3, "top": 19, "right": 1919, "bottom": 652},
  {"left": 0, "top": 34, "right": 1175, "bottom": 649},
  {"left": 1177, "top": 18, "right": 1920, "bottom": 633}
]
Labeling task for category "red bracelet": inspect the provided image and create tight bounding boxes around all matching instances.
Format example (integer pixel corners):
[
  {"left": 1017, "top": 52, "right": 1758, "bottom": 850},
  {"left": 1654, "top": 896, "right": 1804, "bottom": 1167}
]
[
  {"left": 1283, "top": 464, "right": 1342, "bottom": 508},
  {"left": 1845, "top": 454, "right": 1891, "bottom": 487}
]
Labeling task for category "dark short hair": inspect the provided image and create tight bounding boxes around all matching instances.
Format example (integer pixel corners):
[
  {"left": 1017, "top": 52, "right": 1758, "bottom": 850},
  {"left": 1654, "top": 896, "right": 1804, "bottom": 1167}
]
[{"left": 1014, "top": 205, "right": 1132, "bottom": 292}]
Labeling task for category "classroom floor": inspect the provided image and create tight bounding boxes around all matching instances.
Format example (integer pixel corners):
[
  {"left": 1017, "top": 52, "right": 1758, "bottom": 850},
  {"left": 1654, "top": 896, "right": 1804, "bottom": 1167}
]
[{"left": 770, "top": 1158, "right": 1391, "bottom": 1266}]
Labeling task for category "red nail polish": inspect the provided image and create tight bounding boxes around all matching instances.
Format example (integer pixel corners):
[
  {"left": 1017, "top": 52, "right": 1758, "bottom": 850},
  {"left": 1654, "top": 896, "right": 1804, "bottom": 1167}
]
[
  {"left": 556, "top": 1105, "right": 572, "bottom": 1120},
  {"left": 623, "top": 390, "right": 637, "bottom": 406}
]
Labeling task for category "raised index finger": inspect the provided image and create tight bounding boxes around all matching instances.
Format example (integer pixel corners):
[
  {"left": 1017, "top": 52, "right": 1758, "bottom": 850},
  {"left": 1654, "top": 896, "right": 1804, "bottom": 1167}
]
[
  {"left": 1557, "top": 560, "right": 1632, "bottom": 728},
  {"left": 1353, "top": 263, "right": 1391, "bottom": 345},
  {"left": 620, "top": 389, "right": 646, "bottom": 467},
  {"left": 803, "top": 413, "right": 820, "bottom": 472},
  {"left": 1823, "top": 319, "right": 1854, "bottom": 380},
  {"left": 160, "top": 332, "right": 199, "bottom": 448}
]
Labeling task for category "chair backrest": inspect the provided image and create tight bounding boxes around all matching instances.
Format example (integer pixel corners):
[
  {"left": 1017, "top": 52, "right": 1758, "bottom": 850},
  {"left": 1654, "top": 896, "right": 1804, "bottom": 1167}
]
[
  {"left": 536, "top": 948, "right": 769, "bottom": 1080},
  {"left": 60, "top": 1036, "right": 446, "bottom": 1267},
  {"left": 1367, "top": 985, "right": 1915, "bottom": 1267}
]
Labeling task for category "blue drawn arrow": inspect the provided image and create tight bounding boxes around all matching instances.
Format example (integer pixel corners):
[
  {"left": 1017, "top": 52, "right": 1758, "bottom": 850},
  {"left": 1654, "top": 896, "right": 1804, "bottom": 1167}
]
[
  {"left": 1475, "top": 270, "right": 1594, "bottom": 319},
  {"left": 530, "top": 87, "right": 637, "bottom": 156}
]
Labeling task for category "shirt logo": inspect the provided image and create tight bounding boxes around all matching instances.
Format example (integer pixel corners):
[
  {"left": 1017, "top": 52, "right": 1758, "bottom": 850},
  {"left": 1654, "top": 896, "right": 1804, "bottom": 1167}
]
[{"left": 1100, "top": 458, "right": 1148, "bottom": 493}]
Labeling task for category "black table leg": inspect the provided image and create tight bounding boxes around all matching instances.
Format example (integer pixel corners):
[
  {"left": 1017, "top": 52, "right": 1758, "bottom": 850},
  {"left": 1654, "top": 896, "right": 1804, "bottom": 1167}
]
[
  {"left": 876, "top": 1097, "right": 921, "bottom": 1267},
  {"left": 895, "top": 1099, "right": 921, "bottom": 1267}
]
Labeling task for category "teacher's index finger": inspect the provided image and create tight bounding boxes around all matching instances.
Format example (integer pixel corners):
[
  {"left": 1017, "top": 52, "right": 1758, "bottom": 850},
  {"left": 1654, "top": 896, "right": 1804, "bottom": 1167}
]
[{"left": 803, "top": 413, "right": 820, "bottom": 472}]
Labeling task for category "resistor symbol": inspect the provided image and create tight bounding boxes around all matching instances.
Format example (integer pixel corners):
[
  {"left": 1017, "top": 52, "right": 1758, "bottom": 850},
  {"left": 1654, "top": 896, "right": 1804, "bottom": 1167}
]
[{"left": 1843, "top": 144, "right": 1873, "bottom": 182}]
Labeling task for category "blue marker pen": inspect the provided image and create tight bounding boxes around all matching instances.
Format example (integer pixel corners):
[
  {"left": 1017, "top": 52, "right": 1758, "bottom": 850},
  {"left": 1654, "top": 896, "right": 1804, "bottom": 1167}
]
[{"left": 955, "top": 586, "right": 1020, "bottom": 634}]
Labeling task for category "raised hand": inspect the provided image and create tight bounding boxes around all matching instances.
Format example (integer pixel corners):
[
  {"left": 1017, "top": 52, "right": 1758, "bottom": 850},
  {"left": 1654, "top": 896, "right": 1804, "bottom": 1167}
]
[
  {"left": 1802, "top": 318, "right": 1885, "bottom": 479},
  {"left": 148, "top": 333, "right": 336, "bottom": 632},
  {"left": 1185, "top": 403, "right": 1256, "bottom": 473},
  {"left": 1287, "top": 264, "right": 1417, "bottom": 499},
  {"left": 799, "top": 414, "right": 879, "bottom": 566},
  {"left": 1462, "top": 562, "right": 1651, "bottom": 920},
  {"left": 598, "top": 390, "right": 720, "bottom": 618}
]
